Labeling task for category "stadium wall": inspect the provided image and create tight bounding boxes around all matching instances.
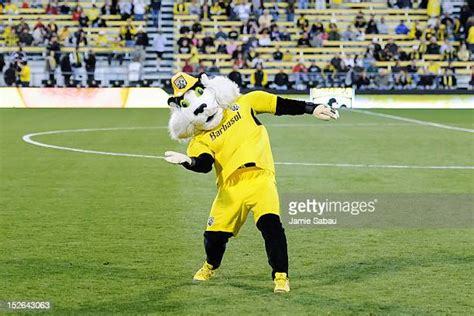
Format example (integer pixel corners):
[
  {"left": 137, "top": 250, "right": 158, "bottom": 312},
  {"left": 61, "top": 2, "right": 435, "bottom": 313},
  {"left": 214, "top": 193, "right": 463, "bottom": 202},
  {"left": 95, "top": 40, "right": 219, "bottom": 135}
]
[
  {"left": 0, "top": 88, "right": 473, "bottom": 109},
  {"left": 354, "top": 94, "right": 474, "bottom": 109},
  {"left": 0, "top": 88, "right": 170, "bottom": 108}
]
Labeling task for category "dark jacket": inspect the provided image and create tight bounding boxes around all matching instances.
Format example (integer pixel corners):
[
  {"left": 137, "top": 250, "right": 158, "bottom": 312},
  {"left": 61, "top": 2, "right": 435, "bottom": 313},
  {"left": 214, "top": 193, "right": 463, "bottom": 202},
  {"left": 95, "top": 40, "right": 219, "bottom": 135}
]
[
  {"left": 274, "top": 72, "right": 289, "bottom": 86},
  {"left": 85, "top": 54, "right": 96, "bottom": 72},
  {"left": 4, "top": 65, "right": 17, "bottom": 86},
  {"left": 0, "top": 54, "right": 5, "bottom": 72},
  {"left": 60, "top": 54, "right": 72, "bottom": 72}
]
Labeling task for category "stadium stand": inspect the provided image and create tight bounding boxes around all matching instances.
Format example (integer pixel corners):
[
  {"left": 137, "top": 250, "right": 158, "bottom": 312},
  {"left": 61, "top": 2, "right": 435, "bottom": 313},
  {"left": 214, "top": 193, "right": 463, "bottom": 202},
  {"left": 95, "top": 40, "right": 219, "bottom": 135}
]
[
  {"left": 173, "top": 0, "right": 474, "bottom": 90},
  {"left": 0, "top": 0, "right": 174, "bottom": 87},
  {"left": 0, "top": 0, "right": 473, "bottom": 89}
]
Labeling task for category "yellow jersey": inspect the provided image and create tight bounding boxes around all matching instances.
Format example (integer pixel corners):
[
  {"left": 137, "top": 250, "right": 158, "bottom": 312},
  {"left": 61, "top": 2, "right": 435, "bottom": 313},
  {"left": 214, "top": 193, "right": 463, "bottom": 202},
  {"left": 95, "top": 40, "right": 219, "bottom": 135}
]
[
  {"left": 20, "top": 65, "right": 31, "bottom": 82},
  {"left": 187, "top": 91, "right": 277, "bottom": 186},
  {"left": 467, "top": 26, "right": 474, "bottom": 45}
]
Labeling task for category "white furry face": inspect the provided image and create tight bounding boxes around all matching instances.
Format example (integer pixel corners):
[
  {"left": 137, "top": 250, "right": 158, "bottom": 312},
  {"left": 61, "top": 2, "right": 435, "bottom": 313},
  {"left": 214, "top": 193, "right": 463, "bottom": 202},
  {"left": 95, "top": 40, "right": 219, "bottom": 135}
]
[
  {"left": 168, "top": 74, "right": 241, "bottom": 141},
  {"left": 183, "top": 85, "right": 223, "bottom": 130}
]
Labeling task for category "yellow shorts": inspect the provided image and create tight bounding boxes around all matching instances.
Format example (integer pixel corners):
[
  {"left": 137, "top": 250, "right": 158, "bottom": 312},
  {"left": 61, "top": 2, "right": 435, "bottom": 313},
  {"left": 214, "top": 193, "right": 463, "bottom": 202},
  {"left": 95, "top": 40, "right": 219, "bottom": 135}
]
[{"left": 206, "top": 167, "right": 280, "bottom": 235}]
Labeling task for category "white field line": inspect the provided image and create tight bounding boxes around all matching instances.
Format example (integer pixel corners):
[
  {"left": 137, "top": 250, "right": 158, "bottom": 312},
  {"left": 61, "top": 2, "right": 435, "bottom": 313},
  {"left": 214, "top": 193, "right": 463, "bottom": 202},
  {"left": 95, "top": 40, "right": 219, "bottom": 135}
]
[
  {"left": 21, "top": 127, "right": 474, "bottom": 170},
  {"left": 267, "top": 123, "right": 414, "bottom": 127},
  {"left": 276, "top": 161, "right": 474, "bottom": 170},
  {"left": 353, "top": 110, "right": 474, "bottom": 133},
  {"left": 22, "top": 127, "right": 166, "bottom": 159}
]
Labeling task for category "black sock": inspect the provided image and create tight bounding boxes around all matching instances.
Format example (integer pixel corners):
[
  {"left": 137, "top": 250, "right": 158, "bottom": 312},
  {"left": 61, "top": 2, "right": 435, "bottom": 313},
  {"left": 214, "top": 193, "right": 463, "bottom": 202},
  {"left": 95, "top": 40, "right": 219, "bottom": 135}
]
[
  {"left": 203, "top": 231, "right": 233, "bottom": 269},
  {"left": 256, "top": 214, "right": 289, "bottom": 279}
]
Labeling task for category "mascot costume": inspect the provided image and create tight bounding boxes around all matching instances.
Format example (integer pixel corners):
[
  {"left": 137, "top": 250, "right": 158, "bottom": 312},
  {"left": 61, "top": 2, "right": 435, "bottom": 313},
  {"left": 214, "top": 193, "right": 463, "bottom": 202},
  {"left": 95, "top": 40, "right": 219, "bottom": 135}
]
[{"left": 164, "top": 72, "right": 339, "bottom": 293}]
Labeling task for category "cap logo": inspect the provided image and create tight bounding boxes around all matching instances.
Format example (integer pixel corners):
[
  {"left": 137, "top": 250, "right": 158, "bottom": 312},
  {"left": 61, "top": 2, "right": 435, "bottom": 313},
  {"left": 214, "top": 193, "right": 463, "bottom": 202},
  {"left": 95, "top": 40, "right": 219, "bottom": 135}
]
[{"left": 174, "top": 76, "right": 188, "bottom": 89}]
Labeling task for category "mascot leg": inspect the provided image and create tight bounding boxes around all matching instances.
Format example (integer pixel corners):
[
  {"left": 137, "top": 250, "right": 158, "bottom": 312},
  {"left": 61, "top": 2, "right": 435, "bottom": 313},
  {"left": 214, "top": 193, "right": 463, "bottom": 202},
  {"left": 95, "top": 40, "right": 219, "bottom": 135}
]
[
  {"left": 193, "top": 231, "right": 232, "bottom": 281},
  {"left": 256, "top": 214, "right": 289, "bottom": 278},
  {"left": 204, "top": 231, "right": 233, "bottom": 269}
]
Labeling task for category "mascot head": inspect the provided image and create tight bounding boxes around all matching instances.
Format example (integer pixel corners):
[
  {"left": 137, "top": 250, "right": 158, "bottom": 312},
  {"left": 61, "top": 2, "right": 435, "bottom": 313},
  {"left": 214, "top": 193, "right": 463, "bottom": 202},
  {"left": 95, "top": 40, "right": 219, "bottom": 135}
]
[{"left": 167, "top": 72, "right": 241, "bottom": 141}]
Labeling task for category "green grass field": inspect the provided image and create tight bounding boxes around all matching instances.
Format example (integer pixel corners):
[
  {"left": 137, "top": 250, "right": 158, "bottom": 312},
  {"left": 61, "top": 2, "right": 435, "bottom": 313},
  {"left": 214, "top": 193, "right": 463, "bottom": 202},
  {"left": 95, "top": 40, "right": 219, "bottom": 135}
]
[{"left": 1, "top": 108, "right": 473, "bottom": 314}]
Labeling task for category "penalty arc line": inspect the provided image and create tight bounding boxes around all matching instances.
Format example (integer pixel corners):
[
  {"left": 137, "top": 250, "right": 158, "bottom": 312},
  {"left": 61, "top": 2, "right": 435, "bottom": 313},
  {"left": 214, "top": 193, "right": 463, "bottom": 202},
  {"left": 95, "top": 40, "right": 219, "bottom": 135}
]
[
  {"left": 22, "top": 127, "right": 167, "bottom": 160},
  {"left": 21, "top": 127, "right": 474, "bottom": 170}
]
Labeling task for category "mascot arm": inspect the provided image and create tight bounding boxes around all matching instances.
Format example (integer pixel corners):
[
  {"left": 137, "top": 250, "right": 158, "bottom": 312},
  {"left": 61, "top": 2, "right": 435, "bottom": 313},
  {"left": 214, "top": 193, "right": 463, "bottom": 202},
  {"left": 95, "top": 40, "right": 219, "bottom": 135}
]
[
  {"left": 182, "top": 153, "right": 214, "bottom": 173},
  {"left": 275, "top": 97, "right": 317, "bottom": 116},
  {"left": 244, "top": 91, "right": 338, "bottom": 120},
  {"left": 275, "top": 97, "right": 339, "bottom": 121},
  {"left": 164, "top": 151, "right": 214, "bottom": 173},
  {"left": 184, "top": 139, "right": 214, "bottom": 173}
]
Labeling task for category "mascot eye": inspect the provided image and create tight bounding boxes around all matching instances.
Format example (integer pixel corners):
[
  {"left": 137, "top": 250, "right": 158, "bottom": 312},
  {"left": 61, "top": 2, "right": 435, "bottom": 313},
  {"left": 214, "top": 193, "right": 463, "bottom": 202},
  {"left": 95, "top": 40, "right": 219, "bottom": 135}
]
[
  {"left": 195, "top": 87, "right": 204, "bottom": 97},
  {"left": 180, "top": 99, "right": 190, "bottom": 108}
]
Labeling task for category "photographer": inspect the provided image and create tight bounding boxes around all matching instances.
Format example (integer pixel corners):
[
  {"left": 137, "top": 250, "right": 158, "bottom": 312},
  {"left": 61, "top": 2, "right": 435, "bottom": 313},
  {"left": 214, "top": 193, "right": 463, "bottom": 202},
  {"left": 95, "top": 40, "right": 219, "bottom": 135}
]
[
  {"left": 85, "top": 50, "right": 96, "bottom": 82},
  {"left": 4, "top": 62, "right": 17, "bottom": 86}
]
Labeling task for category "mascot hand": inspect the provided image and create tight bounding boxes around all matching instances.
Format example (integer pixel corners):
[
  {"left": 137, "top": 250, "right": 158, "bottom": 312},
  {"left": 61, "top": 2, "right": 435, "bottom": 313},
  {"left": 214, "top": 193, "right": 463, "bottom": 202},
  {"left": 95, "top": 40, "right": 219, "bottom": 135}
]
[
  {"left": 164, "top": 151, "right": 192, "bottom": 165},
  {"left": 313, "top": 104, "right": 339, "bottom": 121}
]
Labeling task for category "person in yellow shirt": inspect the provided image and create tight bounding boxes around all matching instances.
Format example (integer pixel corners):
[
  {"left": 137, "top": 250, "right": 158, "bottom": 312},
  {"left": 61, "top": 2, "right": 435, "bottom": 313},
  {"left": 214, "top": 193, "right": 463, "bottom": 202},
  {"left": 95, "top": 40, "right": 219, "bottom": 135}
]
[
  {"left": 58, "top": 26, "right": 71, "bottom": 43},
  {"left": 427, "top": 60, "right": 441, "bottom": 75},
  {"left": 210, "top": 1, "right": 223, "bottom": 16},
  {"left": 95, "top": 31, "right": 109, "bottom": 47},
  {"left": 164, "top": 72, "right": 339, "bottom": 293},
  {"left": 408, "top": 24, "right": 417, "bottom": 39},
  {"left": 111, "top": 35, "right": 125, "bottom": 49},
  {"left": 4, "top": 23, "right": 18, "bottom": 46},
  {"left": 282, "top": 49, "right": 293, "bottom": 62},
  {"left": 467, "top": 26, "right": 474, "bottom": 45},
  {"left": 250, "top": 64, "right": 268, "bottom": 88},
  {"left": 189, "top": 45, "right": 200, "bottom": 66},
  {"left": 427, "top": 60, "right": 441, "bottom": 87},
  {"left": 441, "top": 68, "right": 456, "bottom": 89},
  {"left": 120, "top": 19, "right": 137, "bottom": 47},
  {"left": 173, "top": 0, "right": 188, "bottom": 15},
  {"left": 108, "top": 35, "right": 125, "bottom": 65},
  {"left": 19, "top": 61, "right": 31, "bottom": 86},
  {"left": 4, "top": 0, "right": 18, "bottom": 14},
  {"left": 86, "top": 4, "right": 100, "bottom": 24},
  {"left": 427, "top": 0, "right": 440, "bottom": 17},
  {"left": 457, "top": 42, "right": 470, "bottom": 61},
  {"left": 331, "top": 0, "right": 342, "bottom": 8},
  {"left": 437, "top": 24, "right": 446, "bottom": 41}
]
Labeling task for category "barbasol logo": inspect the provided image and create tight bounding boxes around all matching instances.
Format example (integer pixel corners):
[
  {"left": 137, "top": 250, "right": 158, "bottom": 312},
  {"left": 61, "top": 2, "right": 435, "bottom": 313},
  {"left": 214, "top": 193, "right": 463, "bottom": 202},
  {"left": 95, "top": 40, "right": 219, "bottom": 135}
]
[
  {"left": 209, "top": 112, "right": 242, "bottom": 141},
  {"left": 207, "top": 217, "right": 214, "bottom": 226},
  {"left": 174, "top": 76, "right": 187, "bottom": 89}
]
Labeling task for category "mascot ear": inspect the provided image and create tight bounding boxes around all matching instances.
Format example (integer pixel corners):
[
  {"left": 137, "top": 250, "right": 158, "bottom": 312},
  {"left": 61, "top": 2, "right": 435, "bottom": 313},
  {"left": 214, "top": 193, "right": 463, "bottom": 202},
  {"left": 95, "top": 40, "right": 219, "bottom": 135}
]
[
  {"left": 201, "top": 75, "right": 241, "bottom": 107},
  {"left": 200, "top": 73, "right": 210, "bottom": 86},
  {"left": 168, "top": 97, "right": 180, "bottom": 109}
]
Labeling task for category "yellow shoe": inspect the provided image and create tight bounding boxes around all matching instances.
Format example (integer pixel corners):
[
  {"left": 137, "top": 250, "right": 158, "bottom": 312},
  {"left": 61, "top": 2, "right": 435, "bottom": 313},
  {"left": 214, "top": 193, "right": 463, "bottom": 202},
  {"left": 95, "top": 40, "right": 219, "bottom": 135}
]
[
  {"left": 273, "top": 272, "right": 290, "bottom": 293},
  {"left": 193, "top": 261, "right": 215, "bottom": 281}
]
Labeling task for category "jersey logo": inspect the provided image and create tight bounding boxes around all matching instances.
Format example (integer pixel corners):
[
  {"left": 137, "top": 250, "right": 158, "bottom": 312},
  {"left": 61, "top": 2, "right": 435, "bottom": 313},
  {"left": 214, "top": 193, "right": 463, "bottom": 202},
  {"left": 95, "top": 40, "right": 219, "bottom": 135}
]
[
  {"left": 209, "top": 112, "right": 242, "bottom": 141},
  {"left": 230, "top": 104, "right": 240, "bottom": 112},
  {"left": 207, "top": 216, "right": 214, "bottom": 226}
]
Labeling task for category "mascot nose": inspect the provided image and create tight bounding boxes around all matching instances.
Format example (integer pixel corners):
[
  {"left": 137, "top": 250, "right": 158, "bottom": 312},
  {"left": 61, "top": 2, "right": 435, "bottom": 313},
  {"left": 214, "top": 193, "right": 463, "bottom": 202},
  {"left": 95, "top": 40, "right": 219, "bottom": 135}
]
[{"left": 194, "top": 103, "right": 207, "bottom": 115}]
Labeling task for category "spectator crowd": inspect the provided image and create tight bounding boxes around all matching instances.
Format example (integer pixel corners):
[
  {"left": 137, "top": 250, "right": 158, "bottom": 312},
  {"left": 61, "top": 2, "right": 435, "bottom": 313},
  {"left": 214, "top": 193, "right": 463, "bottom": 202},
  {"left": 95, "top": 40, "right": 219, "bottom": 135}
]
[
  {"left": 175, "top": 0, "right": 474, "bottom": 90},
  {"left": 0, "top": 0, "right": 165, "bottom": 86}
]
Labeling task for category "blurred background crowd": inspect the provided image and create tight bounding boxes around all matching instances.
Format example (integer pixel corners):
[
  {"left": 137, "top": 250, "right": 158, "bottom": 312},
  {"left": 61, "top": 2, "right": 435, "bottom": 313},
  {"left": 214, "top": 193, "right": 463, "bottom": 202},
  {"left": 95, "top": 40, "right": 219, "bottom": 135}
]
[
  {"left": 0, "top": 0, "right": 164, "bottom": 87},
  {"left": 174, "top": 0, "right": 474, "bottom": 90},
  {"left": 0, "top": 0, "right": 473, "bottom": 89}
]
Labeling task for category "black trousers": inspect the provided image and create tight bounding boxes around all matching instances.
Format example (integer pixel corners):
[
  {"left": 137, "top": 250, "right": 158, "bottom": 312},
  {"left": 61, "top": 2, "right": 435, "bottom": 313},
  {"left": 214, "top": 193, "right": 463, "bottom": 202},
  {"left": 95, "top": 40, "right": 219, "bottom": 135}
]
[
  {"left": 203, "top": 214, "right": 288, "bottom": 279},
  {"left": 63, "top": 74, "right": 71, "bottom": 86}
]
